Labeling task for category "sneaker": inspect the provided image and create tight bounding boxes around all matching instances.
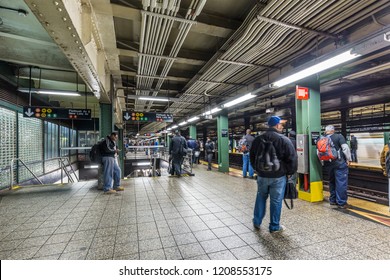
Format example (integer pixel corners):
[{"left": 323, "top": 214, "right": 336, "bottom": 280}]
[
  {"left": 330, "top": 202, "right": 337, "bottom": 206},
  {"left": 253, "top": 223, "right": 260, "bottom": 230},
  {"left": 270, "top": 225, "right": 285, "bottom": 233},
  {"left": 337, "top": 203, "right": 350, "bottom": 209},
  {"left": 104, "top": 189, "right": 116, "bottom": 194},
  {"left": 114, "top": 186, "right": 124, "bottom": 191}
]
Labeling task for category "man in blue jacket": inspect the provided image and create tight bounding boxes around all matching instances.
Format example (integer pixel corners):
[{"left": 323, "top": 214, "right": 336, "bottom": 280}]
[{"left": 250, "top": 116, "right": 297, "bottom": 233}]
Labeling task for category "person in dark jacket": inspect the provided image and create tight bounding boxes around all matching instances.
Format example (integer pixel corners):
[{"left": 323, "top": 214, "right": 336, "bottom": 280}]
[
  {"left": 250, "top": 116, "right": 297, "bottom": 233},
  {"left": 169, "top": 130, "right": 187, "bottom": 177},
  {"left": 350, "top": 135, "right": 358, "bottom": 163},
  {"left": 101, "top": 132, "right": 123, "bottom": 194},
  {"left": 205, "top": 137, "right": 215, "bottom": 171},
  {"left": 187, "top": 137, "right": 198, "bottom": 164}
]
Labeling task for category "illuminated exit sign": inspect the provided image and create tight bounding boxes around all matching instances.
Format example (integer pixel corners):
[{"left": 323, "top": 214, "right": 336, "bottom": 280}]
[{"left": 296, "top": 86, "right": 309, "bottom": 100}]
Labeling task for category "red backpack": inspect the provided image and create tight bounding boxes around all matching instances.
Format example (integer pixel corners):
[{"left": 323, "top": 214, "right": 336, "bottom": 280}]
[{"left": 316, "top": 135, "right": 339, "bottom": 161}]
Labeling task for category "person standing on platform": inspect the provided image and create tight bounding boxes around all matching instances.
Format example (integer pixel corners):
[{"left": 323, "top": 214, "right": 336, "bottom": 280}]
[
  {"left": 240, "top": 129, "right": 255, "bottom": 179},
  {"left": 250, "top": 116, "right": 297, "bottom": 233},
  {"left": 350, "top": 135, "right": 358, "bottom": 163},
  {"left": 322, "top": 125, "right": 352, "bottom": 209},
  {"left": 205, "top": 137, "right": 215, "bottom": 171},
  {"left": 380, "top": 138, "right": 390, "bottom": 210},
  {"left": 101, "top": 132, "right": 124, "bottom": 194},
  {"left": 187, "top": 137, "right": 198, "bottom": 164},
  {"left": 169, "top": 130, "right": 187, "bottom": 177},
  {"left": 194, "top": 139, "right": 201, "bottom": 164}
]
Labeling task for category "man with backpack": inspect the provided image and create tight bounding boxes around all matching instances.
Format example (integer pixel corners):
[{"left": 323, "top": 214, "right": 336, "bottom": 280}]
[
  {"left": 320, "top": 125, "right": 352, "bottom": 209},
  {"left": 240, "top": 129, "right": 255, "bottom": 179},
  {"left": 380, "top": 136, "right": 390, "bottom": 210},
  {"left": 249, "top": 116, "right": 297, "bottom": 233},
  {"left": 101, "top": 132, "right": 124, "bottom": 194}
]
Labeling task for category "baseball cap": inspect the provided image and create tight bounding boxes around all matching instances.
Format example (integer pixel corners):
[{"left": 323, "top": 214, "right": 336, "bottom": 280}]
[{"left": 267, "top": 116, "right": 287, "bottom": 127}]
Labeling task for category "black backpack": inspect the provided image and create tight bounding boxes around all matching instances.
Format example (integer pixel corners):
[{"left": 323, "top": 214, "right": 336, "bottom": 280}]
[
  {"left": 89, "top": 139, "right": 104, "bottom": 163},
  {"left": 254, "top": 137, "right": 280, "bottom": 173}
]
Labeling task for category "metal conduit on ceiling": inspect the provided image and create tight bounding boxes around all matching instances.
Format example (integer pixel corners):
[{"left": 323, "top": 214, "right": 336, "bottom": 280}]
[{"left": 139, "top": 0, "right": 390, "bottom": 134}]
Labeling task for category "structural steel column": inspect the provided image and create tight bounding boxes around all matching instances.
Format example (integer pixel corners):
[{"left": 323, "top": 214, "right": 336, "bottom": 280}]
[
  {"left": 341, "top": 109, "right": 347, "bottom": 138},
  {"left": 217, "top": 114, "right": 229, "bottom": 172},
  {"left": 296, "top": 78, "right": 323, "bottom": 202},
  {"left": 99, "top": 103, "right": 113, "bottom": 138},
  {"left": 384, "top": 132, "right": 390, "bottom": 145},
  {"left": 244, "top": 117, "right": 250, "bottom": 131},
  {"left": 189, "top": 125, "right": 197, "bottom": 139}
]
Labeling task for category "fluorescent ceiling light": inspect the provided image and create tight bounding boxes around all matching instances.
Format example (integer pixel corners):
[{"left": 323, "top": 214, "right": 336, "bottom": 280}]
[
  {"left": 171, "top": 125, "right": 178, "bottom": 129},
  {"left": 179, "top": 121, "right": 187, "bottom": 126},
  {"left": 167, "top": 127, "right": 172, "bottom": 130},
  {"left": 36, "top": 89, "right": 81, "bottom": 96},
  {"left": 188, "top": 116, "right": 200, "bottom": 122},
  {"left": 203, "top": 107, "right": 221, "bottom": 115},
  {"left": 18, "top": 88, "right": 81, "bottom": 96},
  {"left": 135, "top": 162, "right": 150, "bottom": 166},
  {"left": 138, "top": 97, "right": 170, "bottom": 102},
  {"left": 272, "top": 50, "right": 361, "bottom": 88},
  {"left": 223, "top": 93, "right": 255, "bottom": 108}
]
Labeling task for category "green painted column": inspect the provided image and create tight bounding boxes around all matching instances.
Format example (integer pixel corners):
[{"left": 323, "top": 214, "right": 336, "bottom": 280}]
[
  {"left": 99, "top": 103, "right": 113, "bottom": 138},
  {"left": 189, "top": 125, "right": 197, "bottom": 139},
  {"left": 295, "top": 78, "right": 323, "bottom": 202},
  {"left": 384, "top": 132, "right": 390, "bottom": 145},
  {"left": 97, "top": 103, "right": 113, "bottom": 189},
  {"left": 217, "top": 113, "right": 229, "bottom": 172}
]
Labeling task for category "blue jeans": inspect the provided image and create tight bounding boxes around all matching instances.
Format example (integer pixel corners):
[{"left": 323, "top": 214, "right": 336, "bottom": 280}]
[
  {"left": 102, "top": 157, "right": 121, "bottom": 192},
  {"left": 242, "top": 153, "right": 254, "bottom": 177},
  {"left": 327, "top": 161, "right": 348, "bottom": 206},
  {"left": 253, "top": 176, "right": 286, "bottom": 232}
]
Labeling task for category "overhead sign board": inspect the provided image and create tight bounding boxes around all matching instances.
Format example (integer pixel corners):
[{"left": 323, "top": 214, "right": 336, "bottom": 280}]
[
  {"left": 23, "top": 106, "right": 91, "bottom": 120},
  {"left": 123, "top": 111, "right": 173, "bottom": 122}
]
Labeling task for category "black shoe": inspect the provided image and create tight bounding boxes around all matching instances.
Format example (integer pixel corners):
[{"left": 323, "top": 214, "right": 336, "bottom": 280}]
[
  {"left": 330, "top": 202, "right": 337, "bottom": 206},
  {"left": 249, "top": 176, "right": 254, "bottom": 179},
  {"left": 243, "top": 175, "right": 247, "bottom": 178},
  {"left": 253, "top": 223, "right": 260, "bottom": 230},
  {"left": 337, "top": 203, "right": 350, "bottom": 209}
]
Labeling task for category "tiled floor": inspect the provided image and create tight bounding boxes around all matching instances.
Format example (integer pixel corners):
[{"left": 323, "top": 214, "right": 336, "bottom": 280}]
[{"left": 0, "top": 163, "right": 389, "bottom": 260}]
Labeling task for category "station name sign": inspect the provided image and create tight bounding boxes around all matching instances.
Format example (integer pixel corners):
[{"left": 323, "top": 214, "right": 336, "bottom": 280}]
[
  {"left": 23, "top": 106, "right": 91, "bottom": 120},
  {"left": 123, "top": 111, "right": 173, "bottom": 122}
]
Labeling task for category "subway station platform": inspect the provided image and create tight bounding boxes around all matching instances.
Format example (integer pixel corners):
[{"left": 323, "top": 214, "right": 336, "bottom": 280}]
[{"left": 0, "top": 164, "right": 389, "bottom": 260}]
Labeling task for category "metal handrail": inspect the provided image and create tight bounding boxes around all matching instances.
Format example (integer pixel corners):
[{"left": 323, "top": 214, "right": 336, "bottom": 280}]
[
  {"left": 9, "top": 157, "right": 78, "bottom": 189},
  {"left": 10, "top": 158, "right": 43, "bottom": 189}
]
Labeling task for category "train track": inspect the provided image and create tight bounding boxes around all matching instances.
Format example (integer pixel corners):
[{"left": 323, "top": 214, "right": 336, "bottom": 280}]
[{"left": 323, "top": 167, "right": 388, "bottom": 205}]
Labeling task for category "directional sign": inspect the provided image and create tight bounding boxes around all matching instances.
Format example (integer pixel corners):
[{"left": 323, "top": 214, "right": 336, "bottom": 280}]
[
  {"left": 23, "top": 106, "right": 91, "bottom": 120},
  {"left": 123, "top": 111, "right": 173, "bottom": 122}
]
